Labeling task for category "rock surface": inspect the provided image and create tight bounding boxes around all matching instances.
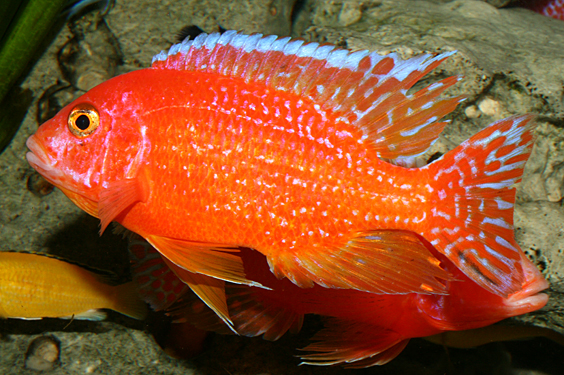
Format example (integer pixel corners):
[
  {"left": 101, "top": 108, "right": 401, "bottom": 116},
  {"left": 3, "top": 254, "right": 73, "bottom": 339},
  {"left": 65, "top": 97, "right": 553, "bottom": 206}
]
[{"left": 301, "top": 0, "right": 564, "bottom": 333}]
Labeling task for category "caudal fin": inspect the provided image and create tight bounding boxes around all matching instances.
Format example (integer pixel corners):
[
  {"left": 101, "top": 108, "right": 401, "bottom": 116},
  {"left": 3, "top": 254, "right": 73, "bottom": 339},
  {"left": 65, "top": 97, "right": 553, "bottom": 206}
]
[
  {"left": 422, "top": 114, "right": 537, "bottom": 297},
  {"left": 111, "top": 282, "right": 149, "bottom": 320}
]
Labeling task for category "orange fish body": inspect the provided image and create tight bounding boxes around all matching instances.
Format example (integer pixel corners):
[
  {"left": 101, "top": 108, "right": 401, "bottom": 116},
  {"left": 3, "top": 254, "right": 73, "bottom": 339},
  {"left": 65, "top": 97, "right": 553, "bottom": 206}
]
[
  {"left": 129, "top": 236, "right": 548, "bottom": 367},
  {"left": 27, "top": 31, "right": 540, "bottom": 318},
  {"left": 0, "top": 252, "right": 146, "bottom": 320}
]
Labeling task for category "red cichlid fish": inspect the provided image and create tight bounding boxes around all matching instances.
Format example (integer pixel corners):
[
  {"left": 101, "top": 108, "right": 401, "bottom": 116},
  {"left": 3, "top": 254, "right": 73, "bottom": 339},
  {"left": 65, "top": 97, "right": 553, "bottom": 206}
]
[
  {"left": 522, "top": 0, "right": 564, "bottom": 20},
  {"left": 127, "top": 234, "right": 548, "bottom": 367},
  {"left": 127, "top": 231, "right": 189, "bottom": 312},
  {"left": 27, "top": 31, "right": 539, "bottom": 322}
]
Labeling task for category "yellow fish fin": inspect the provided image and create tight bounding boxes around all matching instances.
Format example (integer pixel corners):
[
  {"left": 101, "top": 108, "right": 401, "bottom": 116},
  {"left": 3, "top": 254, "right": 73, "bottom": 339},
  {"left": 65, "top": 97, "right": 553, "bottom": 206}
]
[
  {"left": 299, "top": 318, "right": 409, "bottom": 368},
  {"left": 269, "top": 230, "right": 453, "bottom": 294},
  {"left": 109, "top": 282, "right": 148, "bottom": 320},
  {"left": 147, "top": 235, "right": 266, "bottom": 289},
  {"left": 161, "top": 257, "right": 236, "bottom": 334}
]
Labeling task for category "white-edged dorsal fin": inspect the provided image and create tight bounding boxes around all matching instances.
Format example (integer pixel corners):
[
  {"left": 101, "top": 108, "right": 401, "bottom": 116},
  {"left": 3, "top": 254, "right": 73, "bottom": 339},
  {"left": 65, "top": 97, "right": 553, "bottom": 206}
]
[{"left": 152, "top": 31, "right": 464, "bottom": 164}]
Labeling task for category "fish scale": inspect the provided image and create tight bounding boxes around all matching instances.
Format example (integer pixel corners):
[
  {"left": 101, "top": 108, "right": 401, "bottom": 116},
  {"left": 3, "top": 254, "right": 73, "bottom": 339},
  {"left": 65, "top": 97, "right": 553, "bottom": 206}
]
[
  {"left": 124, "top": 70, "right": 427, "bottom": 252},
  {"left": 77, "top": 60, "right": 450, "bottom": 296}
]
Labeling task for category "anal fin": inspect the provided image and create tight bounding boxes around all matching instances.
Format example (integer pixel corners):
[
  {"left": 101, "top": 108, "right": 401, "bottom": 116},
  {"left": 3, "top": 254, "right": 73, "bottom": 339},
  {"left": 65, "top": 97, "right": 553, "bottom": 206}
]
[{"left": 269, "top": 230, "right": 452, "bottom": 294}]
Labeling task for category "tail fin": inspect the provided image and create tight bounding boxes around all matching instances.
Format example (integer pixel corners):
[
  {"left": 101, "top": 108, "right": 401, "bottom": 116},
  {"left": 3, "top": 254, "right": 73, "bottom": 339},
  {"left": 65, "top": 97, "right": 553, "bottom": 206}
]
[
  {"left": 422, "top": 114, "right": 537, "bottom": 297},
  {"left": 111, "top": 282, "right": 149, "bottom": 320}
]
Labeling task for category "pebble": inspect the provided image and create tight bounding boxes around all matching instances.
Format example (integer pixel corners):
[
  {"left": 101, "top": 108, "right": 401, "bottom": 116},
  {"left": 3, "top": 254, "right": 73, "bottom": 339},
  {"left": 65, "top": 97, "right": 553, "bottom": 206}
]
[
  {"left": 464, "top": 104, "right": 481, "bottom": 119},
  {"left": 27, "top": 172, "right": 55, "bottom": 197},
  {"left": 58, "top": 12, "right": 122, "bottom": 92},
  {"left": 477, "top": 97, "right": 502, "bottom": 117},
  {"left": 25, "top": 336, "right": 60, "bottom": 372}
]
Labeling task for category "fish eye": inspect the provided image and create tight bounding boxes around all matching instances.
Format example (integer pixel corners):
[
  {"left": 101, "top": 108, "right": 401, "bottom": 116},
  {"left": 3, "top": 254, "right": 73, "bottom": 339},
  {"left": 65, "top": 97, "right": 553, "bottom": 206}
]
[{"left": 67, "top": 103, "right": 100, "bottom": 138}]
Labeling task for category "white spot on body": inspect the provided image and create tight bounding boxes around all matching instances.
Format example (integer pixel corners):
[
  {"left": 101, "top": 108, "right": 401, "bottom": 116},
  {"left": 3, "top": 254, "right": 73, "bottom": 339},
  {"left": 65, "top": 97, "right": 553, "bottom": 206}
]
[
  {"left": 412, "top": 212, "right": 426, "bottom": 223},
  {"left": 438, "top": 190, "right": 446, "bottom": 200}
]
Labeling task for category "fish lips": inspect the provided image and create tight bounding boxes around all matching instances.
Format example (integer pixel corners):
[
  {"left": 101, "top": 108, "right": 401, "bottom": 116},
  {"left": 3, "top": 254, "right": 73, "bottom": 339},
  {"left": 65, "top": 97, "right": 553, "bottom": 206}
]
[{"left": 26, "top": 135, "right": 64, "bottom": 188}]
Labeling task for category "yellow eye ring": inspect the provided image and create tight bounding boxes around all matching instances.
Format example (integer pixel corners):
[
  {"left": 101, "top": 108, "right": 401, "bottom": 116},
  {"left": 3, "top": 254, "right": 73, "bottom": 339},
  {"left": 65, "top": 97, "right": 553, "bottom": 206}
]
[{"left": 68, "top": 103, "right": 100, "bottom": 138}]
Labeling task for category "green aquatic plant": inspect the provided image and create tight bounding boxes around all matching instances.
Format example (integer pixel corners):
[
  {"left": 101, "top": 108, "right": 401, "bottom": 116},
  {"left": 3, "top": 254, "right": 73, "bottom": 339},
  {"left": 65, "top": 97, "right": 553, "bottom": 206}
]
[
  {"left": 0, "top": 0, "right": 68, "bottom": 154},
  {"left": 0, "top": 0, "right": 111, "bottom": 154}
]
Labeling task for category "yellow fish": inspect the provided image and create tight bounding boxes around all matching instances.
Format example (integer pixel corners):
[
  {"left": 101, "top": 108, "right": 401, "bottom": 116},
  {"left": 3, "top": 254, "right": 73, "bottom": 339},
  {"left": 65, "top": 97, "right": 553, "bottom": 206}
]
[{"left": 0, "top": 252, "right": 146, "bottom": 320}]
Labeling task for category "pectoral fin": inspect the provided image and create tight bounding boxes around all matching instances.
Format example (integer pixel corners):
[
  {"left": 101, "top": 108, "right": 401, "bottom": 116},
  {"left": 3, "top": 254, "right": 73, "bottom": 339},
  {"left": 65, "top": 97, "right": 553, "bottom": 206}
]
[{"left": 98, "top": 176, "right": 149, "bottom": 234}]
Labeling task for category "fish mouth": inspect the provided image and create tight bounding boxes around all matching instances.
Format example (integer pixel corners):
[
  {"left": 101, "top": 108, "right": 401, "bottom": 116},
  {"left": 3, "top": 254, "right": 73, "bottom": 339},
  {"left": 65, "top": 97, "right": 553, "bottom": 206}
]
[
  {"left": 26, "top": 134, "right": 100, "bottom": 218},
  {"left": 26, "top": 135, "right": 64, "bottom": 187}
]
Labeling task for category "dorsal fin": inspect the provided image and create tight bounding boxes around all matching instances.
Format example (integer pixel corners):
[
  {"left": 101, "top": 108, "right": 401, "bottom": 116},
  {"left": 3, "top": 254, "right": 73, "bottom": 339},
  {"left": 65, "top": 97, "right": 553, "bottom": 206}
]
[
  {"left": 152, "top": 31, "right": 464, "bottom": 165},
  {"left": 3, "top": 250, "right": 122, "bottom": 285}
]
